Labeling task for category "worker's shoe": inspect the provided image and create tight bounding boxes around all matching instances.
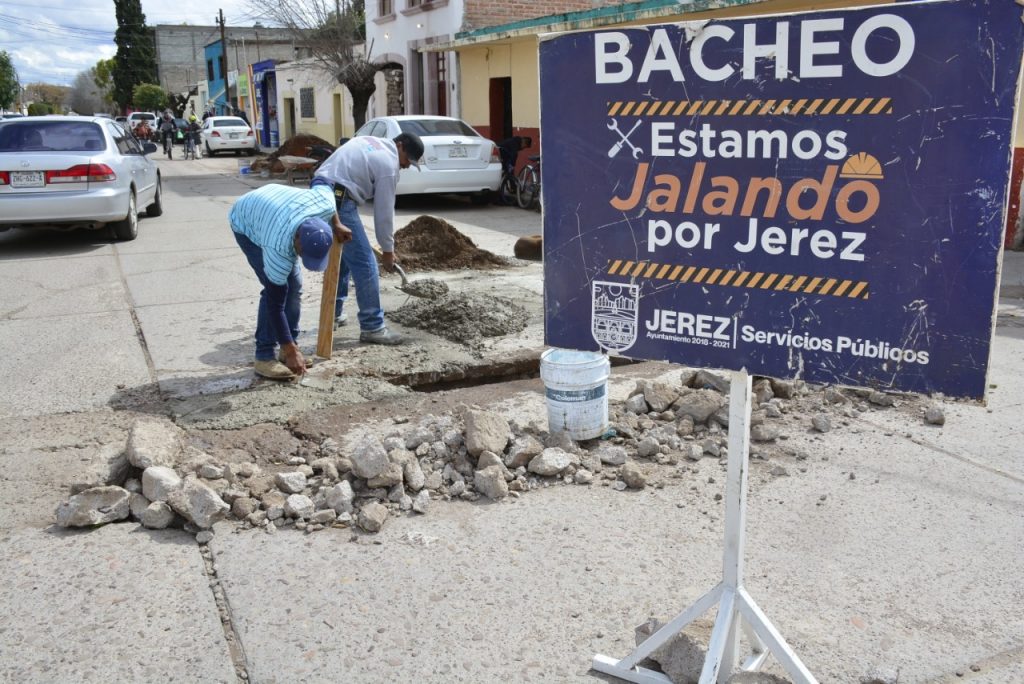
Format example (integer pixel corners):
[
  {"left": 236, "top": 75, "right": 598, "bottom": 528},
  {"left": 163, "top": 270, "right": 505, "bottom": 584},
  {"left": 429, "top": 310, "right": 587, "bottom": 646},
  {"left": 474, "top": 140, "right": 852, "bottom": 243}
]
[
  {"left": 334, "top": 312, "right": 349, "bottom": 328},
  {"left": 254, "top": 360, "right": 296, "bottom": 380},
  {"left": 359, "top": 327, "right": 404, "bottom": 346}
]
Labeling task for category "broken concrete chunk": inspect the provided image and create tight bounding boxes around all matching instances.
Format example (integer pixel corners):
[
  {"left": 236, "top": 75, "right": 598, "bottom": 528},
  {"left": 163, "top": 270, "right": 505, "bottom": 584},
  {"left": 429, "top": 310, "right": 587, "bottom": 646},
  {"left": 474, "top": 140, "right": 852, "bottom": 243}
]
[
  {"left": 691, "top": 370, "right": 730, "bottom": 393},
  {"left": 594, "top": 443, "right": 628, "bottom": 466},
  {"left": 635, "top": 617, "right": 706, "bottom": 684},
  {"left": 750, "top": 424, "right": 781, "bottom": 442},
  {"left": 284, "top": 494, "right": 315, "bottom": 519},
  {"left": 463, "top": 408, "right": 511, "bottom": 457},
  {"left": 403, "top": 460, "right": 426, "bottom": 492},
  {"left": 769, "top": 378, "right": 796, "bottom": 399},
  {"left": 684, "top": 444, "right": 704, "bottom": 462},
  {"left": 823, "top": 387, "right": 848, "bottom": 404},
  {"left": 126, "top": 417, "right": 184, "bottom": 469},
  {"left": 811, "top": 414, "right": 832, "bottom": 433},
  {"left": 528, "top": 448, "right": 575, "bottom": 477},
  {"left": 367, "top": 462, "right": 404, "bottom": 489},
  {"left": 673, "top": 389, "right": 724, "bottom": 424},
  {"left": 474, "top": 466, "right": 509, "bottom": 500},
  {"left": 350, "top": 438, "right": 390, "bottom": 479},
  {"left": 412, "top": 490, "right": 430, "bottom": 514},
  {"left": 358, "top": 501, "right": 389, "bottom": 533},
  {"left": 166, "top": 477, "right": 230, "bottom": 529},
  {"left": 505, "top": 435, "right": 544, "bottom": 469},
  {"left": 128, "top": 492, "right": 150, "bottom": 521},
  {"left": 56, "top": 486, "right": 131, "bottom": 527},
  {"left": 142, "top": 501, "right": 176, "bottom": 529},
  {"left": 142, "top": 466, "right": 182, "bottom": 503},
  {"left": 868, "top": 391, "right": 896, "bottom": 407},
  {"left": 753, "top": 378, "right": 775, "bottom": 405},
  {"left": 574, "top": 469, "right": 594, "bottom": 485},
  {"left": 231, "top": 497, "right": 258, "bottom": 519},
  {"left": 860, "top": 664, "right": 900, "bottom": 684},
  {"left": 924, "top": 405, "right": 945, "bottom": 426},
  {"left": 404, "top": 426, "right": 435, "bottom": 451},
  {"left": 645, "top": 380, "right": 682, "bottom": 412},
  {"left": 275, "top": 471, "right": 307, "bottom": 494},
  {"left": 636, "top": 436, "right": 660, "bottom": 459},
  {"left": 424, "top": 472, "right": 443, "bottom": 490},
  {"left": 326, "top": 481, "right": 354, "bottom": 514},
  {"left": 198, "top": 464, "right": 224, "bottom": 479},
  {"left": 620, "top": 462, "right": 647, "bottom": 489},
  {"left": 624, "top": 394, "right": 648, "bottom": 414},
  {"left": 69, "top": 442, "right": 130, "bottom": 495},
  {"left": 311, "top": 509, "right": 337, "bottom": 525}
]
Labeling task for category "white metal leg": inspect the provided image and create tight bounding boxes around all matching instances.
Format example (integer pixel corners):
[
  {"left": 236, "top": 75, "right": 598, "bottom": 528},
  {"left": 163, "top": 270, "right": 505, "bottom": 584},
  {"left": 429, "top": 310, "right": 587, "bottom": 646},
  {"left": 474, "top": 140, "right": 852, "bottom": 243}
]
[{"left": 592, "top": 370, "right": 818, "bottom": 684}]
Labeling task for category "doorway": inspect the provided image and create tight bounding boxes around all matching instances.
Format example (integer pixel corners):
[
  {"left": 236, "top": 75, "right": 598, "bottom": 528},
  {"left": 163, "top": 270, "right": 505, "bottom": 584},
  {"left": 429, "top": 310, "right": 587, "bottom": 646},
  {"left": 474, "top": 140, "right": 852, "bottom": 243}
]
[
  {"left": 488, "top": 77, "right": 512, "bottom": 141},
  {"left": 283, "top": 97, "right": 296, "bottom": 139}
]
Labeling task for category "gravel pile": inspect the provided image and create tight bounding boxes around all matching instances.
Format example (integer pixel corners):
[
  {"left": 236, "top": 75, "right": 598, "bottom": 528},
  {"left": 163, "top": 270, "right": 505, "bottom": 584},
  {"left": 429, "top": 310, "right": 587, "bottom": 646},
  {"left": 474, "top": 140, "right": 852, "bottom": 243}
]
[
  {"left": 390, "top": 292, "right": 530, "bottom": 342},
  {"left": 54, "top": 372, "right": 946, "bottom": 541}
]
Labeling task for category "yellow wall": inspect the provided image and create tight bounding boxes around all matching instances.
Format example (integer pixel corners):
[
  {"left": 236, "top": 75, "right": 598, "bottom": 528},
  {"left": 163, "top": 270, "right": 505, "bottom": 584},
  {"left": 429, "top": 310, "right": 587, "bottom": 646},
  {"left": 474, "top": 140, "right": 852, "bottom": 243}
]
[{"left": 456, "top": 0, "right": 897, "bottom": 132}]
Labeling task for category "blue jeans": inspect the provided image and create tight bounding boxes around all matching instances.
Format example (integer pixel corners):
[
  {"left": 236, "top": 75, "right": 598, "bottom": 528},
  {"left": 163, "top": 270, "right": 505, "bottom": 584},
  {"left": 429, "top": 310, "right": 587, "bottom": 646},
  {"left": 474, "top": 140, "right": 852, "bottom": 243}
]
[
  {"left": 336, "top": 195, "right": 385, "bottom": 332},
  {"left": 233, "top": 231, "right": 302, "bottom": 361}
]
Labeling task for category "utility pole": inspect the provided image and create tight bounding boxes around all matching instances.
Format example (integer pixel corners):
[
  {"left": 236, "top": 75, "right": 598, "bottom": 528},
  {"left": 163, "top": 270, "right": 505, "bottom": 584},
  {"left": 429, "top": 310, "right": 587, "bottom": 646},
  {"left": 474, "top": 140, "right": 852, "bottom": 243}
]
[{"left": 216, "top": 9, "right": 228, "bottom": 114}]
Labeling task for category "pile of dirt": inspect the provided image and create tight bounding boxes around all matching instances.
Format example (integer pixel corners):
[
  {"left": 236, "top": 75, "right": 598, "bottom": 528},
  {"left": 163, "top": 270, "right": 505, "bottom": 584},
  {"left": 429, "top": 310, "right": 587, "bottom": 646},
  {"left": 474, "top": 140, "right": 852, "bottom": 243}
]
[
  {"left": 390, "top": 292, "right": 529, "bottom": 342},
  {"left": 394, "top": 216, "right": 511, "bottom": 271},
  {"left": 250, "top": 133, "right": 333, "bottom": 173}
]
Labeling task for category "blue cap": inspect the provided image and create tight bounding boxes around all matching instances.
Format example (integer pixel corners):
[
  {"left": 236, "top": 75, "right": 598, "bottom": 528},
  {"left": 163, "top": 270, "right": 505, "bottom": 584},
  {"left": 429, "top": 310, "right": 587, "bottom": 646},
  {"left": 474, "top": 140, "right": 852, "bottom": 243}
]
[{"left": 296, "top": 218, "right": 332, "bottom": 271}]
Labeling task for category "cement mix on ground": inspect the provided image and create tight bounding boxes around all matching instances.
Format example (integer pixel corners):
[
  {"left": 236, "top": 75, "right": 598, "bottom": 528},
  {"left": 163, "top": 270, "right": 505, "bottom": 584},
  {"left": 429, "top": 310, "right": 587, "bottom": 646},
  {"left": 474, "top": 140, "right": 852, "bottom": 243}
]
[
  {"left": 390, "top": 292, "right": 530, "bottom": 343},
  {"left": 394, "top": 215, "right": 513, "bottom": 270}
]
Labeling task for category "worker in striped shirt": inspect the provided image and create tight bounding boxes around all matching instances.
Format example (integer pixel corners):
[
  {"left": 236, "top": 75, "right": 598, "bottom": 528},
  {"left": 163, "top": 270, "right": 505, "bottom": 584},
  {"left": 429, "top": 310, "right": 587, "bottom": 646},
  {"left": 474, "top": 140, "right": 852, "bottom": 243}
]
[{"left": 230, "top": 183, "right": 352, "bottom": 380}]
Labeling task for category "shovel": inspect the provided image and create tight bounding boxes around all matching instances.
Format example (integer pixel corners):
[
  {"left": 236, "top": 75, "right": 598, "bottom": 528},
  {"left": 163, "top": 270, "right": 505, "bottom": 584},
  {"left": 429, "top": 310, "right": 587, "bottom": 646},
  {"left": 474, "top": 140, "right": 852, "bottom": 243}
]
[{"left": 372, "top": 245, "right": 448, "bottom": 299}]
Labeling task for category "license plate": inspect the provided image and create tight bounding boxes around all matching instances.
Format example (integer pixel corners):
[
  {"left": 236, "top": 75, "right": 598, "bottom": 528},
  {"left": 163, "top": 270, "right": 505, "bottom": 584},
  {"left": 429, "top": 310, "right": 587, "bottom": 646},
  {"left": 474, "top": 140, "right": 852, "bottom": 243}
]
[
  {"left": 11, "top": 171, "right": 44, "bottom": 188},
  {"left": 448, "top": 145, "right": 466, "bottom": 158},
  {"left": 229, "top": 133, "right": 240, "bottom": 139}
]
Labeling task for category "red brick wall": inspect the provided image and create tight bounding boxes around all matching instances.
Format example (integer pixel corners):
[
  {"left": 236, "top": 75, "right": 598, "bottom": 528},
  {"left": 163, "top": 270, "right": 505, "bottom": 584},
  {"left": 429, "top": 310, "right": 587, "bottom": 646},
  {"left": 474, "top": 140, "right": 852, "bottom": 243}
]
[
  {"left": 1006, "top": 148, "right": 1024, "bottom": 250},
  {"left": 463, "top": 0, "right": 624, "bottom": 31}
]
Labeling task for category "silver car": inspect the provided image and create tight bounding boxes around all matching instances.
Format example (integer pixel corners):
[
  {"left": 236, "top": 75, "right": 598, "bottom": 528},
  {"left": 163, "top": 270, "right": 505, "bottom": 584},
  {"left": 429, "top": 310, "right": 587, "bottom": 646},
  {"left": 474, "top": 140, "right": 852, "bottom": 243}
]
[
  {"left": 353, "top": 115, "right": 502, "bottom": 202},
  {"left": 0, "top": 115, "right": 162, "bottom": 241}
]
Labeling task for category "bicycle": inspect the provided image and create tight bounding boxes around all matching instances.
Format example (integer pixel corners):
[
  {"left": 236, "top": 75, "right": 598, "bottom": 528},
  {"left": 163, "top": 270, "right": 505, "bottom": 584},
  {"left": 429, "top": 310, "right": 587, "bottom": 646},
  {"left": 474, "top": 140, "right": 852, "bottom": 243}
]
[
  {"left": 516, "top": 155, "right": 541, "bottom": 210},
  {"left": 183, "top": 131, "right": 199, "bottom": 160},
  {"left": 498, "top": 163, "right": 519, "bottom": 205},
  {"left": 161, "top": 130, "right": 174, "bottom": 159}
]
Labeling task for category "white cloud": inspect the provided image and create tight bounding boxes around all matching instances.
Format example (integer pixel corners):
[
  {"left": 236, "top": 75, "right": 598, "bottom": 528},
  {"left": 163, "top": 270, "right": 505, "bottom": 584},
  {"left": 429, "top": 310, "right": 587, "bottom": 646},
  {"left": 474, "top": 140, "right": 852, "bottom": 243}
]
[{"left": 3, "top": 0, "right": 257, "bottom": 85}]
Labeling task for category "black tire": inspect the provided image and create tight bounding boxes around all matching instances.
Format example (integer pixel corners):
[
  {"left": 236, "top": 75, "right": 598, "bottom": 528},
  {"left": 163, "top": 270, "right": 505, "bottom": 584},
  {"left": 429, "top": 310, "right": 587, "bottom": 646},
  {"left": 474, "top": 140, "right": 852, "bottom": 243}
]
[
  {"left": 146, "top": 176, "right": 163, "bottom": 217},
  {"left": 205, "top": 142, "right": 215, "bottom": 157},
  {"left": 498, "top": 174, "right": 517, "bottom": 205},
  {"left": 470, "top": 191, "right": 491, "bottom": 206},
  {"left": 246, "top": 149, "right": 256, "bottom": 157},
  {"left": 516, "top": 166, "right": 538, "bottom": 210},
  {"left": 111, "top": 191, "right": 138, "bottom": 241},
  {"left": 235, "top": 150, "right": 241, "bottom": 156}
]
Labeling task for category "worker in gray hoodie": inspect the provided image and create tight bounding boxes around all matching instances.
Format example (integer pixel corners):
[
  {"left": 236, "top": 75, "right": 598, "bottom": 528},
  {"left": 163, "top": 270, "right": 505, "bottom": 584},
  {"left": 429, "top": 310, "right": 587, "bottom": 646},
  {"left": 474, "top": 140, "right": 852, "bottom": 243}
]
[{"left": 311, "top": 132, "right": 424, "bottom": 345}]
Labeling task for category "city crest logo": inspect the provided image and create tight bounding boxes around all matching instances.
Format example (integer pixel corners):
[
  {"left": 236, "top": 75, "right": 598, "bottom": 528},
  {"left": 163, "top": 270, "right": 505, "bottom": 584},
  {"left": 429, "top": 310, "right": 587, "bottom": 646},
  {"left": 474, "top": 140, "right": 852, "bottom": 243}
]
[{"left": 592, "top": 281, "right": 639, "bottom": 352}]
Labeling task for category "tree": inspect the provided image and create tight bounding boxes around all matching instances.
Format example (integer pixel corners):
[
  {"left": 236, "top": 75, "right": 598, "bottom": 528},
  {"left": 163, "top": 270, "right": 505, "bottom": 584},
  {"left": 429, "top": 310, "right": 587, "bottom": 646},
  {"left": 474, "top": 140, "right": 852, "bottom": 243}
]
[
  {"left": 68, "top": 70, "right": 107, "bottom": 114},
  {"left": 132, "top": 83, "right": 166, "bottom": 112},
  {"left": 27, "top": 102, "right": 53, "bottom": 116},
  {"left": 93, "top": 58, "right": 117, "bottom": 109},
  {"left": 247, "top": 0, "right": 395, "bottom": 129},
  {"left": 24, "top": 82, "right": 69, "bottom": 111},
  {"left": 112, "top": 0, "right": 158, "bottom": 111},
  {"left": 0, "top": 51, "right": 19, "bottom": 111}
]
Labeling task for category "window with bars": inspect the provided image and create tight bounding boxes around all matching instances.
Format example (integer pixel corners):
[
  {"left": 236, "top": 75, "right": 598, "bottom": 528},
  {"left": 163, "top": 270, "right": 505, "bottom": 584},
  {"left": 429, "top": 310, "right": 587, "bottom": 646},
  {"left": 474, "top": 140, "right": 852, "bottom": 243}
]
[{"left": 300, "top": 88, "right": 315, "bottom": 118}]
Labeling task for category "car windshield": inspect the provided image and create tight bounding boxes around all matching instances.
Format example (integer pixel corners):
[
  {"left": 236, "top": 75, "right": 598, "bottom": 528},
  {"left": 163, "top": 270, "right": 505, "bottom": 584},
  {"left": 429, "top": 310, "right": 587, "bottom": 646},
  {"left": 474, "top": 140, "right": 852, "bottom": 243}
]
[
  {"left": 398, "top": 119, "right": 477, "bottom": 137},
  {"left": 0, "top": 121, "right": 106, "bottom": 152},
  {"left": 212, "top": 118, "right": 247, "bottom": 127}
]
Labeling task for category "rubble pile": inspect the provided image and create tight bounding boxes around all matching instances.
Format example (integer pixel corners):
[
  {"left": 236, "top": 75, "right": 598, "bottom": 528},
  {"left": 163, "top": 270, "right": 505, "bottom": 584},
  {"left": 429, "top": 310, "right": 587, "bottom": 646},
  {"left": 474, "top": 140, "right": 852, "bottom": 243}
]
[
  {"left": 249, "top": 133, "right": 333, "bottom": 173},
  {"left": 54, "top": 370, "right": 947, "bottom": 540},
  {"left": 393, "top": 216, "right": 511, "bottom": 271}
]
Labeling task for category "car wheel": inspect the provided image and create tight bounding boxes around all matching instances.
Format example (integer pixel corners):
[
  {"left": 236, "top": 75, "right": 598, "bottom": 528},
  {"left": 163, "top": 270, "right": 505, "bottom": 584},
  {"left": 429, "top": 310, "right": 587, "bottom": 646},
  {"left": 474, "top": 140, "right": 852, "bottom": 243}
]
[
  {"left": 205, "top": 142, "right": 215, "bottom": 157},
  {"left": 235, "top": 150, "right": 241, "bottom": 156},
  {"left": 246, "top": 149, "right": 256, "bottom": 157},
  {"left": 470, "top": 191, "right": 492, "bottom": 206},
  {"left": 111, "top": 191, "right": 138, "bottom": 241},
  {"left": 146, "top": 176, "right": 163, "bottom": 217}
]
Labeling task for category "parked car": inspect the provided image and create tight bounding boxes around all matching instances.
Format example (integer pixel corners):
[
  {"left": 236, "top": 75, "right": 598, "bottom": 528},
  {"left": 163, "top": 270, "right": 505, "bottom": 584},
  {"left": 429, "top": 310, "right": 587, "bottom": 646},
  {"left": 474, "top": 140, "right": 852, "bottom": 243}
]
[
  {"left": 115, "top": 116, "right": 128, "bottom": 125},
  {"left": 126, "top": 111, "right": 157, "bottom": 137},
  {"left": 0, "top": 113, "right": 24, "bottom": 120},
  {"left": 200, "top": 116, "right": 257, "bottom": 156},
  {"left": 353, "top": 115, "right": 501, "bottom": 201},
  {"left": 0, "top": 115, "right": 162, "bottom": 241}
]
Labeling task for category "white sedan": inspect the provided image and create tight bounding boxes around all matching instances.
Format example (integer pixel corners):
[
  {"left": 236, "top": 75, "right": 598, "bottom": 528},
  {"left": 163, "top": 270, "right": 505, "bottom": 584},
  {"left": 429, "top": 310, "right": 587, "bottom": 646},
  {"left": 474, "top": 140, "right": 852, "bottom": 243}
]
[
  {"left": 0, "top": 115, "right": 162, "bottom": 241},
  {"left": 353, "top": 115, "right": 501, "bottom": 201},
  {"left": 200, "top": 116, "right": 257, "bottom": 156}
]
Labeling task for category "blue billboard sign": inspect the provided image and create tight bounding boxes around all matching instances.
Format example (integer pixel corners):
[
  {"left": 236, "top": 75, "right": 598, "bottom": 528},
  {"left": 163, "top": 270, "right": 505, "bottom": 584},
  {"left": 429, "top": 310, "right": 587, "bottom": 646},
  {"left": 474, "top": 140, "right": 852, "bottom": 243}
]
[{"left": 539, "top": 0, "right": 1024, "bottom": 400}]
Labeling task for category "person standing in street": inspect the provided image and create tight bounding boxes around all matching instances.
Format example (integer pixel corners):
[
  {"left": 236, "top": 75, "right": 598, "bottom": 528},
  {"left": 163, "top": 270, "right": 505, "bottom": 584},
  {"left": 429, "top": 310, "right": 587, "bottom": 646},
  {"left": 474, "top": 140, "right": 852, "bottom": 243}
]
[
  {"left": 230, "top": 183, "right": 352, "bottom": 379},
  {"left": 311, "top": 131, "right": 425, "bottom": 346}
]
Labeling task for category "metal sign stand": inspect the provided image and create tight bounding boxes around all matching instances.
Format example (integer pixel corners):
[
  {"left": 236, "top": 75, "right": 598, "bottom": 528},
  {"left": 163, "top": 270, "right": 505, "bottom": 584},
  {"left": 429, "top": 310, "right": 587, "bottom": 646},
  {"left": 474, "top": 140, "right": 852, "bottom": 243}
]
[{"left": 592, "top": 370, "right": 817, "bottom": 684}]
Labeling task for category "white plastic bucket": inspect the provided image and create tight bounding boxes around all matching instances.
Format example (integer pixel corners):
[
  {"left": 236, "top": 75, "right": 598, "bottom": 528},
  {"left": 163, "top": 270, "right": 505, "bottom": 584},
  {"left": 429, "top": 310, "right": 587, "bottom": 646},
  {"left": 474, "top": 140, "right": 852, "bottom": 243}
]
[{"left": 540, "top": 348, "right": 611, "bottom": 440}]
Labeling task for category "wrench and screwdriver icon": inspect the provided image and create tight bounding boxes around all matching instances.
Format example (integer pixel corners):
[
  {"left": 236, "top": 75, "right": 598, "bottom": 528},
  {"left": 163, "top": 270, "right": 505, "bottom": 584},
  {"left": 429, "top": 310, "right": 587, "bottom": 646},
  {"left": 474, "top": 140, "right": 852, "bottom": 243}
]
[{"left": 607, "top": 118, "right": 643, "bottom": 158}]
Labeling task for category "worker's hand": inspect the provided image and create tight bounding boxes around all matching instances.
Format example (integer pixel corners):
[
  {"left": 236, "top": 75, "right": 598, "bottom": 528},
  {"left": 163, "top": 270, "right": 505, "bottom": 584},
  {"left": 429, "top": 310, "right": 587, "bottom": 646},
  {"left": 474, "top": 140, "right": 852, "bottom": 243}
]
[
  {"left": 279, "top": 343, "right": 307, "bottom": 377},
  {"left": 381, "top": 251, "right": 396, "bottom": 272},
  {"left": 331, "top": 214, "right": 352, "bottom": 244}
]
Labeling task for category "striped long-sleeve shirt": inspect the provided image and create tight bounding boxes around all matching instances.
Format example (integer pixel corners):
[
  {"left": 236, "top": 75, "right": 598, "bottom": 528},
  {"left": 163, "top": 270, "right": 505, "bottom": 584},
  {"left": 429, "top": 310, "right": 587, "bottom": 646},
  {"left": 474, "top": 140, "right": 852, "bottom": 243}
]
[
  {"left": 230, "top": 183, "right": 337, "bottom": 346},
  {"left": 229, "top": 183, "right": 336, "bottom": 285}
]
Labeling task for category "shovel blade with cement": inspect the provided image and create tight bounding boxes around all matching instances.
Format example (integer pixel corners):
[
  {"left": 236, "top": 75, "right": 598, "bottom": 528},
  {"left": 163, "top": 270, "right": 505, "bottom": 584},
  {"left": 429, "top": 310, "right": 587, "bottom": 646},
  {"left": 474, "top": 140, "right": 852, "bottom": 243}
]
[{"left": 372, "top": 245, "right": 448, "bottom": 299}]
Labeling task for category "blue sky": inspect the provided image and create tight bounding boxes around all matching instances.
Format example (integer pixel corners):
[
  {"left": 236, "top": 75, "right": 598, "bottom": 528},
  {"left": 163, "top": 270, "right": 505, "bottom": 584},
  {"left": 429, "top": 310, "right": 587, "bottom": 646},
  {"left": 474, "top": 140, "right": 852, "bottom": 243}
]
[{"left": 1, "top": 0, "right": 257, "bottom": 86}]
